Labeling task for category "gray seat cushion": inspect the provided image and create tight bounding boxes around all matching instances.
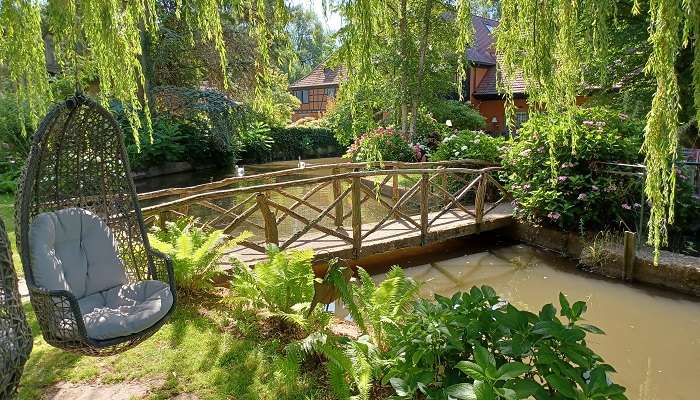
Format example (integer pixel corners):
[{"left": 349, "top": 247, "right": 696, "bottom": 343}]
[
  {"left": 28, "top": 208, "right": 126, "bottom": 298},
  {"left": 29, "top": 208, "right": 172, "bottom": 340},
  {"left": 78, "top": 280, "right": 173, "bottom": 340}
]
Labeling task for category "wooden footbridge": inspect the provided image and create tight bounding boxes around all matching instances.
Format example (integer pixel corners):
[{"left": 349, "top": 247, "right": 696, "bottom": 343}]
[{"left": 139, "top": 160, "right": 514, "bottom": 265}]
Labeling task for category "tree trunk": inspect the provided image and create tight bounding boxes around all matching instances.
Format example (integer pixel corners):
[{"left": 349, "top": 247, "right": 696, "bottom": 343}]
[{"left": 409, "top": 0, "right": 435, "bottom": 141}]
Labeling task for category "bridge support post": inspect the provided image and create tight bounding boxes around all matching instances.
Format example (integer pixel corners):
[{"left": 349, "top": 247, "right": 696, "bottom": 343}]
[
  {"left": 475, "top": 173, "right": 487, "bottom": 230},
  {"left": 420, "top": 173, "right": 429, "bottom": 244},
  {"left": 392, "top": 166, "right": 400, "bottom": 219},
  {"left": 332, "top": 168, "right": 344, "bottom": 227},
  {"left": 352, "top": 177, "right": 362, "bottom": 259},
  {"left": 256, "top": 192, "right": 278, "bottom": 247}
]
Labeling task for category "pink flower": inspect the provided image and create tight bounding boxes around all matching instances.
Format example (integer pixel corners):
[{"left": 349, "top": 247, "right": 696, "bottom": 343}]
[
  {"left": 622, "top": 203, "right": 632, "bottom": 210},
  {"left": 548, "top": 212, "right": 561, "bottom": 221},
  {"left": 577, "top": 193, "right": 588, "bottom": 201},
  {"left": 522, "top": 184, "right": 531, "bottom": 190},
  {"left": 558, "top": 176, "right": 568, "bottom": 182}
]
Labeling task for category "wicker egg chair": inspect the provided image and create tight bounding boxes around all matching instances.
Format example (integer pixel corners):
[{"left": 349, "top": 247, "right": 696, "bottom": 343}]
[
  {"left": 15, "top": 93, "right": 176, "bottom": 356},
  {"left": 0, "top": 217, "right": 32, "bottom": 397}
]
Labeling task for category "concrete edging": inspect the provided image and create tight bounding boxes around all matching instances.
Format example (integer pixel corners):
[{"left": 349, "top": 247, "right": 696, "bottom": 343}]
[{"left": 506, "top": 222, "right": 700, "bottom": 297}]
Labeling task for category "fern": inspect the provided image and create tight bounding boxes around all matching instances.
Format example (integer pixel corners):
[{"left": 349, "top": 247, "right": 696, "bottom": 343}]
[
  {"left": 228, "top": 246, "right": 319, "bottom": 331},
  {"left": 336, "top": 266, "right": 420, "bottom": 350},
  {"left": 148, "top": 217, "right": 250, "bottom": 296}
]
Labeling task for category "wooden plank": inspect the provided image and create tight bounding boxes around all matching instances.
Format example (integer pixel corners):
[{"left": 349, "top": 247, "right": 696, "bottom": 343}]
[
  {"left": 266, "top": 200, "right": 353, "bottom": 244},
  {"left": 420, "top": 173, "right": 429, "bottom": 244},
  {"left": 360, "top": 178, "right": 422, "bottom": 240},
  {"left": 352, "top": 177, "right": 362, "bottom": 258},
  {"left": 256, "top": 193, "right": 278, "bottom": 246},
  {"left": 280, "top": 186, "right": 352, "bottom": 249},
  {"left": 226, "top": 204, "right": 514, "bottom": 265},
  {"left": 332, "top": 169, "right": 344, "bottom": 226},
  {"left": 275, "top": 181, "right": 331, "bottom": 225}
]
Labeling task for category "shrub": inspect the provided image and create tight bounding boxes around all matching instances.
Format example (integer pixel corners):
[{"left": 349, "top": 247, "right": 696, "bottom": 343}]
[
  {"left": 428, "top": 99, "right": 486, "bottom": 131},
  {"left": 502, "top": 108, "right": 645, "bottom": 231},
  {"left": 240, "top": 126, "right": 344, "bottom": 163},
  {"left": 384, "top": 287, "right": 627, "bottom": 399},
  {"left": 346, "top": 127, "right": 415, "bottom": 163},
  {"left": 432, "top": 130, "right": 506, "bottom": 163},
  {"left": 148, "top": 217, "right": 248, "bottom": 296}
]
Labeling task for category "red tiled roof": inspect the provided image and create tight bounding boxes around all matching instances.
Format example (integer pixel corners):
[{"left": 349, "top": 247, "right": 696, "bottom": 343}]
[
  {"left": 289, "top": 64, "right": 344, "bottom": 89},
  {"left": 467, "top": 15, "right": 498, "bottom": 65}
]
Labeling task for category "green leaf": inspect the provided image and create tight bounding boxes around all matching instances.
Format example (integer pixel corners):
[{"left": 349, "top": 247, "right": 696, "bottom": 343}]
[
  {"left": 579, "top": 324, "right": 605, "bottom": 335},
  {"left": 496, "top": 362, "right": 530, "bottom": 380},
  {"left": 390, "top": 377, "right": 410, "bottom": 397},
  {"left": 571, "top": 301, "right": 587, "bottom": 319},
  {"left": 559, "top": 293, "right": 571, "bottom": 318},
  {"left": 473, "top": 380, "right": 496, "bottom": 400},
  {"left": 446, "top": 383, "right": 477, "bottom": 400},
  {"left": 546, "top": 375, "right": 578, "bottom": 399},
  {"left": 474, "top": 345, "right": 496, "bottom": 369},
  {"left": 508, "top": 379, "right": 543, "bottom": 398},
  {"left": 456, "top": 361, "right": 487, "bottom": 381}
]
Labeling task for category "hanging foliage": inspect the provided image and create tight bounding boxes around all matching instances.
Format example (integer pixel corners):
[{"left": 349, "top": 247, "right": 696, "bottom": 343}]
[
  {"left": 496, "top": 0, "right": 698, "bottom": 263},
  {"left": 0, "top": 0, "right": 285, "bottom": 147}
]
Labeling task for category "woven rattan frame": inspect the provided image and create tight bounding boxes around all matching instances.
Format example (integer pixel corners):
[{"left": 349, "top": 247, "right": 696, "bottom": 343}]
[
  {"left": 15, "top": 93, "right": 176, "bottom": 356},
  {"left": 0, "top": 217, "right": 32, "bottom": 397}
]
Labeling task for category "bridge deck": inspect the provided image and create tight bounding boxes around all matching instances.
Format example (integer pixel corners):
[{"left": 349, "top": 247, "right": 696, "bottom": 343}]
[{"left": 225, "top": 203, "right": 514, "bottom": 265}]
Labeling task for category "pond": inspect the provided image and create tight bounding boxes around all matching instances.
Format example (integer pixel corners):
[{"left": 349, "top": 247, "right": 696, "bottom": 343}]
[
  {"left": 134, "top": 157, "right": 346, "bottom": 193},
  {"left": 344, "top": 238, "right": 700, "bottom": 400}
]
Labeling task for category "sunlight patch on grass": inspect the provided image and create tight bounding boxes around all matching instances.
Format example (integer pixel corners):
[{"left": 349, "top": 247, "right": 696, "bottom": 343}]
[{"left": 19, "top": 303, "right": 329, "bottom": 400}]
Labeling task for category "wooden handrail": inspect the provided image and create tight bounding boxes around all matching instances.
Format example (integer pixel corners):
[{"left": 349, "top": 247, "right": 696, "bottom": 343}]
[
  {"left": 138, "top": 159, "right": 498, "bottom": 201},
  {"left": 143, "top": 164, "right": 509, "bottom": 260}
]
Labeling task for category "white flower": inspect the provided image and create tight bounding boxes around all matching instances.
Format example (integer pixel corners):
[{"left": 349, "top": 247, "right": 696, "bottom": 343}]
[{"left": 461, "top": 145, "right": 468, "bottom": 151}]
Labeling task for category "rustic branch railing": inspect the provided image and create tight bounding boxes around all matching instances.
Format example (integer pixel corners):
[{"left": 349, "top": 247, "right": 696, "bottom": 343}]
[{"left": 139, "top": 160, "right": 509, "bottom": 259}]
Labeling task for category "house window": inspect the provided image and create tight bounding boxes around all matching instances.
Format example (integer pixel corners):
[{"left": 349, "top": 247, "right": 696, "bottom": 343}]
[
  {"left": 515, "top": 111, "right": 529, "bottom": 128},
  {"left": 294, "top": 90, "right": 309, "bottom": 104},
  {"left": 324, "top": 87, "right": 336, "bottom": 98}
]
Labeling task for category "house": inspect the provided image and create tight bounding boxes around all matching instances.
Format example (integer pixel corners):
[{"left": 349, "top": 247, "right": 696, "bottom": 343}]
[
  {"left": 288, "top": 16, "right": 582, "bottom": 131},
  {"left": 289, "top": 64, "right": 343, "bottom": 121},
  {"left": 465, "top": 15, "right": 526, "bottom": 133}
]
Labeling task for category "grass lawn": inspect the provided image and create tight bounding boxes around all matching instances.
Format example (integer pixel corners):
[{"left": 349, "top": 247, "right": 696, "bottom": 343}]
[
  {"left": 19, "top": 298, "right": 332, "bottom": 399},
  {"left": 0, "top": 193, "right": 21, "bottom": 275}
]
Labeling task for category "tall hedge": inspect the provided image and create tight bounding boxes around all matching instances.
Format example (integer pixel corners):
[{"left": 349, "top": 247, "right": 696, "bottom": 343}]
[{"left": 241, "top": 127, "right": 346, "bottom": 163}]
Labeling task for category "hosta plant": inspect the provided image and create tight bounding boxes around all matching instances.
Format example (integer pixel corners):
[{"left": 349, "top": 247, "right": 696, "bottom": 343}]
[
  {"left": 384, "top": 286, "right": 627, "bottom": 400},
  {"left": 148, "top": 217, "right": 249, "bottom": 296}
]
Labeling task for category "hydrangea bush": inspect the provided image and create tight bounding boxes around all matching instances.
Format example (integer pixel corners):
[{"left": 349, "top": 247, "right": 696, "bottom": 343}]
[
  {"left": 432, "top": 130, "right": 506, "bottom": 163},
  {"left": 502, "top": 108, "right": 645, "bottom": 231},
  {"left": 345, "top": 126, "right": 415, "bottom": 163}
]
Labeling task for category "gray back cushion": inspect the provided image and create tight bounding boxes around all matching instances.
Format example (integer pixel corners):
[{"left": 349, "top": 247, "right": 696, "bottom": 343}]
[{"left": 28, "top": 208, "right": 127, "bottom": 299}]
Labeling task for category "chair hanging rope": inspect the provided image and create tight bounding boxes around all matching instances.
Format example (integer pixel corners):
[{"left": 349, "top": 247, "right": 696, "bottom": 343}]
[{"left": 15, "top": 93, "right": 176, "bottom": 356}]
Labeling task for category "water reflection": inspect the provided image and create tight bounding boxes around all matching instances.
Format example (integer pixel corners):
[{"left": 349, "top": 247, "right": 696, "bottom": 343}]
[{"left": 354, "top": 244, "right": 700, "bottom": 400}]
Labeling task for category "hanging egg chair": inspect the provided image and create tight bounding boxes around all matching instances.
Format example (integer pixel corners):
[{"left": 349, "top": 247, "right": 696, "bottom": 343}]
[
  {"left": 15, "top": 93, "right": 176, "bottom": 356},
  {"left": 0, "top": 217, "right": 32, "bottom": 397}
]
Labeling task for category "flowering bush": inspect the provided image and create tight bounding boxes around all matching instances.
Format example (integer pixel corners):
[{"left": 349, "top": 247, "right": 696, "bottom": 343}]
[
  {"left": 502, "top": 108, "right": 645, "bottom": 231},
  {"left": 345, "top": 126, "right": 415, "bottom": 163},
  {"left": 432, "top": 130, "right": 506, "bottom": 162}
]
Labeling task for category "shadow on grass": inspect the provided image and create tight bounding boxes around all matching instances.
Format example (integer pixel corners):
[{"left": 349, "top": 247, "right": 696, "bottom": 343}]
[{"left": 18, "top": 296, "right": 330, "bottom": 400}]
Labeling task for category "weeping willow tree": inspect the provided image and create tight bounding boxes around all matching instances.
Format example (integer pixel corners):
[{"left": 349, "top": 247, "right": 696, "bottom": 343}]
[
  {"left": 495, "top": 0, "right": 700, "bottom": 262},
  {"left": 0, "top": 0, "right": 287, "bottom": 145},
  {"left": 331, "top": 0, "right": 484, "bottom": 140}
]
